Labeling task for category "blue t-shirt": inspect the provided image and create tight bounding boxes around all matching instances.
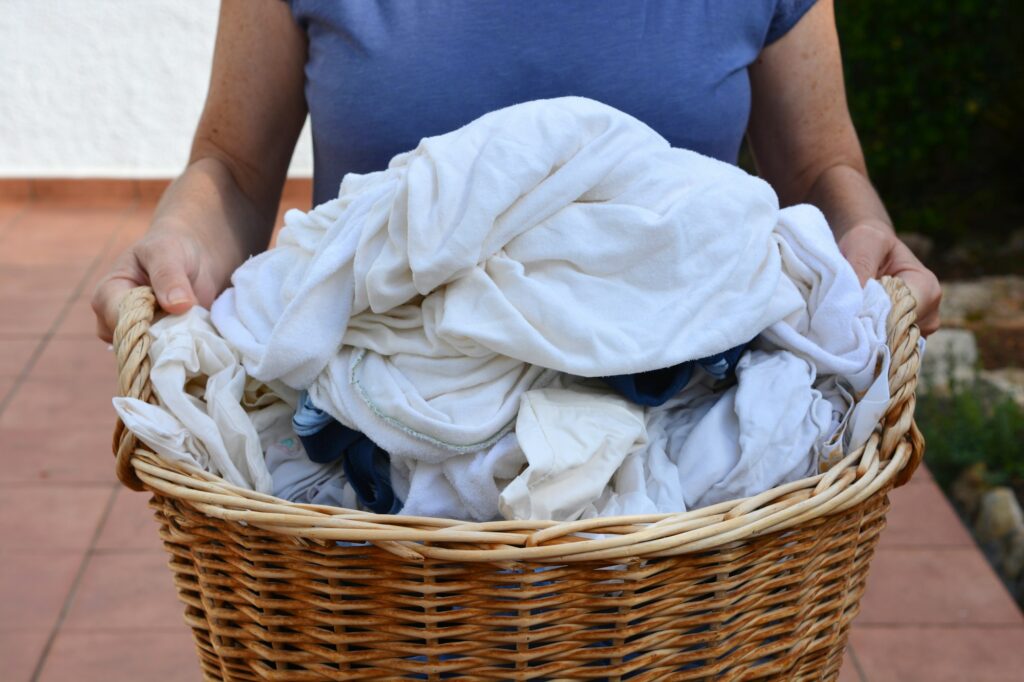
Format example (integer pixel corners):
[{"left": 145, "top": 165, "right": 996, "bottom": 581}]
[{"left": 286, "top": 0, "right": 817, "bottom": 205}]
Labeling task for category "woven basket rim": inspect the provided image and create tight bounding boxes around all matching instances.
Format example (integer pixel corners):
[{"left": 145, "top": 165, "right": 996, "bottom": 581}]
[{"left": 111, "top": 276, "right": 923, "bottom": 563}]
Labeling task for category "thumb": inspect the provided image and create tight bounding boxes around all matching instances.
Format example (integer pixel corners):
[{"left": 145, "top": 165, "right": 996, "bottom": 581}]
[
  {"left": 838, "top": 227, "right": 888, "bottom": 286},
  {"left": 138, "top": 238, "right": 199, "bottom": 315}
]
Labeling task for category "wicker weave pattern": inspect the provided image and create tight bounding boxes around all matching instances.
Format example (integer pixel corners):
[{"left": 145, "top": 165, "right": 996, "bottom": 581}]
[{"left": 112, "top": 277, "right": 922, "bottom": 681}]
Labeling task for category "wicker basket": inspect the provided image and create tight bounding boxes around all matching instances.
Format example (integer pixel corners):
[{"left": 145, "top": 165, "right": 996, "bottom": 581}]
[{"left": 111, "top": 276, "right": 923, "bottom": 681}]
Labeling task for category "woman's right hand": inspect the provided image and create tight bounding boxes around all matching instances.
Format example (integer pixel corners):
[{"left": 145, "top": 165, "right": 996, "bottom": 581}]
[
  {"left": 91, "top": 225, "right": 226, "bottom": 342},
  {"left": 90, "top": 0, "right": 309, "bottom": 342}
]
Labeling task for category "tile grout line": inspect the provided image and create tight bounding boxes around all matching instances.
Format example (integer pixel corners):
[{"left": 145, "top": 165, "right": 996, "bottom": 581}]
[
  {"left": 0, "top": 201, "right": 137, "bottom": 419},
  {"left": 847, "top": 645, "right": 868, "bottom": 682},
  {"left": 28, "top": 481, "right": 120, "bottom": 682},
  {"left": 0, "top": 201, "right": 31, "bottom": 242},
  {"left": 0, "top": 199, "right": 139, "bottom": 680}
]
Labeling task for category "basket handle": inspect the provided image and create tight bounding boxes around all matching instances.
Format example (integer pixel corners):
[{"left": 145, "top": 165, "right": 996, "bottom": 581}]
[
  {"left": 110, "top": 278, "right": 925, "bottom": 491},
  {"left": 879, "top": 275, "right": 924, "bottom": 487},
  {"left": 112, "top": 286, "right": 157, "bottom": 490}
]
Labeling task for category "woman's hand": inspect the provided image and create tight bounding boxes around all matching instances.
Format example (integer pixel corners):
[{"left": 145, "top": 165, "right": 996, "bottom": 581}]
[
  {"left": 91, "top": 222, "right": 229, "bottom": 342},
  {"left": 90, "top": 0, "right": 307, "bottom": 342},
  {"left": 838, "top": 222, "right": 942, "bottom": 335},
  {"left": 746, "top": 0, "right": 941, "bottom": 336}
]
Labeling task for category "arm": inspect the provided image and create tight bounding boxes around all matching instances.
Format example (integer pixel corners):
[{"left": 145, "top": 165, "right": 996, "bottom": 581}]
[
  {"left": 746, "top": 0, "right": 941, "bottom": 334},
  {"left": 92, "top": 0, "right": 307, "bottom": 341}
]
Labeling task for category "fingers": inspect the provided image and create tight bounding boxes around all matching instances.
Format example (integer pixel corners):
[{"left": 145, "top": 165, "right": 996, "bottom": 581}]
[
  {"left": 898, "top": 268, "right": 942, "bottom": 336},
  {"left": 138, "top": 236, "right": 199, "bottom": 315},
  {"left": 90, "top": 233, "right": 202, "bottom": 342},
  {"left": 91, "top": 276, "right": 137, "bottom": 343},
  {"left": 837, "top": 224, "right": 889, "bottom": 286},
  {"left": 885, "top": 239, "right": 942, "bottom": 336},
  {"left": 837, "top": 225, "right": 942, "bottom": 336}
]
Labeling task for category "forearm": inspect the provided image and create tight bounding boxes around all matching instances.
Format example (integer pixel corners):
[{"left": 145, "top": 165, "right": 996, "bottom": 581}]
[
  {"left": 802, "top": 162, "right": 894, "bottom": 240},
  {"left": 150, "top": 156, "right": 280, "bottom": 291}
]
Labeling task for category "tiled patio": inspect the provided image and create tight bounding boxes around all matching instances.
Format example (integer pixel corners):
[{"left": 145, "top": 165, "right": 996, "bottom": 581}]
[{"left": 1, "top": 191, "right": 1022, "bottom": 681}]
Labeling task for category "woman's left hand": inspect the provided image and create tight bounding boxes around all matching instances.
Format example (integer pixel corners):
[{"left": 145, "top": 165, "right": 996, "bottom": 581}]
[{"left": 838, "top": 222, "right": 942, "bottom": 335}]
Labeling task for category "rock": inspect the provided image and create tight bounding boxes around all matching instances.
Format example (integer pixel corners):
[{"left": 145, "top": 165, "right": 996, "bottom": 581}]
[
  {"left": 920, "top": 328, "right": 978, "bottom": 393},
  {"left": 940, "top": 281, "right": 993, "bottom": 326},
  {"left": 951, "top": 462, "right": 989, "bottom": 520},
  {"left": 974, "top": 487, "right": 1024, "bottom": 548},
  {"left": 980, "top": 368, "right": 1024, "bottom": 409},
  {"left": 899, "top": 232, "right": 934, "bottom": 262},
  {"left": 980, "top": 276, "right": 1024, "bottom": 320},
  {"left": 941, "top": 276, "right": 1024, "bottom": 326},
  {"left": 1002, "top": 528, "right": 1024, "bottom": 582}
]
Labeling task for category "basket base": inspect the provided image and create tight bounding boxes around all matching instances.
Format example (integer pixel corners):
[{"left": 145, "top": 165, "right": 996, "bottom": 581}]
[{"left": 146, "top": 486, "right": 890, "bottom": 681}]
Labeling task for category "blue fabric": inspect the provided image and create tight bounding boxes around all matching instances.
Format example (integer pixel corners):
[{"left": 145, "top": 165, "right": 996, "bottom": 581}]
[
  {"left": 293, "top": 392, "right": 402, "bottom": 514},
  {"left": 285, "top": 0, "right": 819, "bottom": 205},
  {"left": 603, "top": 344, "right": 749, "bottom": 407}
]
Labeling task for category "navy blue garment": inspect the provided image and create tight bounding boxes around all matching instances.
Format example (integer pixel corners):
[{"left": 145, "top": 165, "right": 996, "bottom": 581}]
[
  {"left": 292, "top": 392, "right": 402, "bottom": 514},
  {"left": 603, "top": 344, "right": 748, "bottom": 407},
  {"left": 284, "top": 0, "right": 819, "bottom": 205}
]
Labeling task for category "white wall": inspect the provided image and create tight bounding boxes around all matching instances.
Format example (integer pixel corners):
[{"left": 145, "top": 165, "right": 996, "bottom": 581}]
[{"left": 0, "top": 0, "right": 312, "bottom": 178}]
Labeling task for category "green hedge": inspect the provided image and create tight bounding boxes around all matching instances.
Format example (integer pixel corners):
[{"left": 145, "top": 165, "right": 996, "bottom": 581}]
[
  {"left": 917, "top": 386, "right": 1024, "bottom": 491},
  {"left": 835, "top": 0, "right": 1022, "bottom": 246}
]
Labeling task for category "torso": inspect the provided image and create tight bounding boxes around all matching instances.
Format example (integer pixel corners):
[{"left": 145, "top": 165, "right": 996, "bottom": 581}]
[{"left": 287, "top": 0, "right": 808, "bottom": 204}]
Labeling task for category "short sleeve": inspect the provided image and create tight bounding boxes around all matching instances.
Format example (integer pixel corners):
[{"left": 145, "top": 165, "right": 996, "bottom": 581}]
[{"left": 765, "top": 0, "right": 819, "bottom": 45}]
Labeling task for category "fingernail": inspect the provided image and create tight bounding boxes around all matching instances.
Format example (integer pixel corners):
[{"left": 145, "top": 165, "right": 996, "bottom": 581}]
[{"left": 167, "top": 287, "right": 189, "bottom": 305}]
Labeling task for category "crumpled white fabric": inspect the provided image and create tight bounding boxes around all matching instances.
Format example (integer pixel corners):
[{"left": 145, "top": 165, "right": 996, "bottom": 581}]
[
  {"left": 212, "top": 96, "right": 804, "bottom": 455},
  {"left": 470, "top": 205, "right": 895, "bottom": 522},
  {"left": 113, "top": 310, "right": 362, "bottom": 506},
  {"left": 114, "top": 308, "right": 273, "bottom": 493},
  {"left": 242, "top": 374, "right": 361, "bottom": 508},
  {"left": 112, "top": 396, "right": 212, "bottom": 473},
  {"left": 161, "top": 96, "right": 896, "bottom": 521},
  {"left": 498, "top": 350, "right": 834, "bottom": 522},
  {"left": 264, "top": 435, "right": 360, "bottom": 509},
  {"left": 763, "top": 205, "right": 890, "bottom": 395},
  {"left": 392, "top": 433, "right": 524, "bottom": 520},
  {"left": 499, "top": 380, "right": 647, "bottom": 521}
]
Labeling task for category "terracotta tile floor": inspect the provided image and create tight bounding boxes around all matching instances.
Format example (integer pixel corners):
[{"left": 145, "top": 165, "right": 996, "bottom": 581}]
[{"left": 1, "top": 196, "right": 1022, "bottom": 681}]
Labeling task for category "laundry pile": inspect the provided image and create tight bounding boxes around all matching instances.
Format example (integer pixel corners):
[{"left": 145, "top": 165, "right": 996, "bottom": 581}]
[{"left": 114, "top": 97, "right": 892, "bottom": 522}]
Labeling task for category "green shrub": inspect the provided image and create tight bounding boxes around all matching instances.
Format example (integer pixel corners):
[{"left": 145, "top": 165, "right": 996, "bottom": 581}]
[
  {"left": 835, "top": 0, "right": 1023, "bottom": 247},
  {"left": 916, "top": 385, "right": 1024, "bottom": 490}
]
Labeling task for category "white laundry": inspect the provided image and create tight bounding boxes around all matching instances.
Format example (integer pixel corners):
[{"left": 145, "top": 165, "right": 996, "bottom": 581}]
[
  {"left": 575, "top": 349, "right": 834, "bottom": 520},
  {"left": 844, "top": 346, "right": 892, "bottom": 451},
  {"left": 112, "top": 396, "right": 213, "bottom": 474},
  {"left": 118, "top": 97, "right": 900, "bottom": 523},
  {"left": 499, "top": 382, "right": 647, "bottom": 521},
  {"left": 115, "top": 308, "right": 273, "bottom": 493},
  {"left": 240, "top": 376, "right": 363, "bottom": 508},
  {"left": 308, "top": 343, "right": 558, "bottom": 460},
  {"left": 762, "top": 205, "right": 890, "bottom": 395},
  {"left": 211, "top": 96, "right": 804, "bottom": 457},
  {"left": 264, "top": 435, "right": 360, "bottom": 509},
  {"left": 394, "top": 433, "right": 524, "bottom": 521},
  {"left": 115, "top": 332, "right": 362, "bottom": 508}
]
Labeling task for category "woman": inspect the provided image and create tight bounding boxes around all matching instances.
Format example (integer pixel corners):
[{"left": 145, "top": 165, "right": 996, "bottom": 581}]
[{"left": 92, "top": 0, "right": 941, "bottom": 339}]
